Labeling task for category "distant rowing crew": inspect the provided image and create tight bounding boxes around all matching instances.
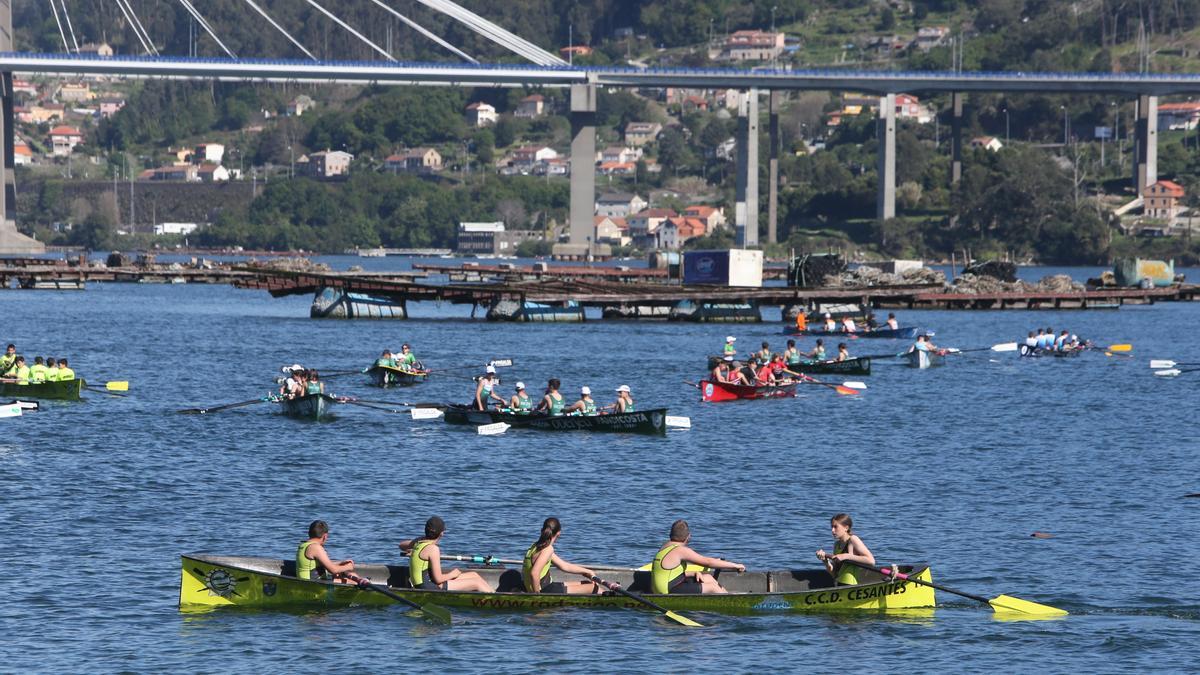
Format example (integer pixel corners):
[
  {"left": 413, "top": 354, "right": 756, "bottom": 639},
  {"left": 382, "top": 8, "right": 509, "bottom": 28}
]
[
  {"left": 0, "top": 343, "right": 77, "bottom": 384},
  {"left": 474, "top": 370, "right": 637, "bottom": 416},
  {"left": 797, "top": 311, "right": 903, "bottom": 334},
  {"left": 277, "top": 365, "right": 327, "bottom": 399},
  {"left": 1020, "top": 328, "right": 1088, "bottom": 355}
]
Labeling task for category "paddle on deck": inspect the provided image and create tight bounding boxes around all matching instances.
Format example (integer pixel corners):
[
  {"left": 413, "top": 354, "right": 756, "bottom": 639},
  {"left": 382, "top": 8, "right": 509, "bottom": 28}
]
[
  {"left": 846, "top": 561, "right": 1066, "bottom": 617},
  {"left": 345, "top": 574, "right": 451, "bottom": 624},
  {"left": 587, "top": 575, "right": 704, "bottom": 627}
]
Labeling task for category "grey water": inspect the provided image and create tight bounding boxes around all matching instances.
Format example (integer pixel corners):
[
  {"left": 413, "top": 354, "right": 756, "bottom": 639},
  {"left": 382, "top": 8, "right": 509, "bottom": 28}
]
[{"left": 1, "top": 261, "right": 1197, "bottom": 671}]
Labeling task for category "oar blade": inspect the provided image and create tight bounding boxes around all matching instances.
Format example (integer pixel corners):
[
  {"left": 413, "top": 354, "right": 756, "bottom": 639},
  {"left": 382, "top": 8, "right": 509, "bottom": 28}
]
[
  {"left": 665, "top": 415, "right": 691, "bottom": 428},
  {"left": 841, "top": 381, "right": 867, "bottom": 389},
  {"left": 1149, "top": 360, "right": 1176, "bottom": 369},
  {"left": 418, "top": 603, "right": 453, "bottom": 625},
  {"left": 105, "top": 381, "right": 129, "bottom": 391},
  {"left": 490, "top": 359, "right": 514, "bottom": 367},
  {"left": 411, "top": 407, "right": 444, "bottom": 420},
  {"left": 834, "top": 385, "right": 860, "bottom": 395},
  {"left": 1107, "top": 344, "right": 1133, "bottom": 352},
  {"left": 991, "top": 342, "right": 1019, "bottom": 352},
  {"left": 664, "top": 610, "right": 705, "bottom": 628},
  {"left": 1154, "top": 369, "right": 1181, "bottom": 377},
  {"left": 478, "top": 422, "right": 510, "bottom": 435},
  {"left": 988, "top": 594, "right": 1068, "bottom": 617},
  {"left": 0, "top": 403, "right": 22, "bottom": 418}
]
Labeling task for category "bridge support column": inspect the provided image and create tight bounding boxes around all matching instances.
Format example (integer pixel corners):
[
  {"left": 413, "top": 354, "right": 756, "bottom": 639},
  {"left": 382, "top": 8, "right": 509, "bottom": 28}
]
[
  {"left": 567, "top": 82, "right": 597, "bottom": 251},
  {"left": 877, "top": 93, "right": 896, "bottom": 221},
  {"left": 767, "top": 90, "right": 780, "bottom": 244},
  {"left": 735, "top": 88, "right": 759, "bottom": 247},
  {"left": 1135, "top": 95, "right": 1158, "bottom": 195},
  {"left": 0, "top": 0, "right": 44, "bottom": 254},
  {"left": 950, "top": 92, "right": 963, "bottom": 185}
]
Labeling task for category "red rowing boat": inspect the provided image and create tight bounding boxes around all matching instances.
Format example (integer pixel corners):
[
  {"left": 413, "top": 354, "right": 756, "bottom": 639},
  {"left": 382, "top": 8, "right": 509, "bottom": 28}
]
[{"left": 698, "top": 379, "right": 799, "bottom": 402}]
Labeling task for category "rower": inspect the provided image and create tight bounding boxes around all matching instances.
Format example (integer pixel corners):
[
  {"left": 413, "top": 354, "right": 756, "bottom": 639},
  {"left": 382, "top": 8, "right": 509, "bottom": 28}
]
[
  {"left": 1022, "top": 331, "right": 1038, "bottom": 356},
  {"left": 784, "top": 340, "right": 803, "bottom": 367},
  {"left": 474, "top": 365, "right": 505, "bottom": 410},
  {"left": 400, "top": 516, "right": 493, "bottom": 592},
  {"left": 886, "top": 313, "right": 899, "bottom": 330},
  {"left": 613, "top": 384, "right": 635, "bottom": 413},
  {"left": 754, "top": 342, "right": 771, "bottom": 365},
  {"left": 807, "top": 339, "right": 826, "bottom": 361},
  {"left": 523, "top": 517, "right": 601, "bottom": 594},
  {"left": 864, "top": 313, "right": 878, "bottom": 330},
  {"left": 841, "top": 316, "right": 857, "bottom": 333},
  {"left": 7, "top": 356, "right": 29, "bottom": 385},
  {"left": 723, "top": 336, "right": 737, "bottom": 359},
  {"left": 305, "top": 370, "right": 324, "bottom": 395},
  {"left": 564, "top": 386, "right": 597, "bottom": 415},
  {"left": 398, "top": 343, "right": 422, "bottom": 373},
  {"left": 1054, "top": 330, "right": 1070, "bottom": 351},
  {"left": 296, "top": 520, "right": 357, "bottom": 583},
  {"left": 836, "top": 343, "right": 851, "bottom": 362},
  {"left": 815, "top": 513, "right": 875, "bottom": 586},
  {"left": 375, "top": 350, "right": 396, "bottom": 368},
  {"left": 28, "top": 356, "right": 48, "bottom": 384},
  {"left": 538, "top": 378, "right": 566, "bottom": 416},
  {"left": 44, "top": 358, "right": 59, "bottom": 382},
  {"left": 727, "top": 361, "right": 751, "bottom": 385},
  {"left": 0, "top": 344, "right": 15, "bottom": 376},
  {"left": 711, "top": 356, "right": 733, "bottom": 384},
  {"left": 651, "top": 519, "right": 746, "bottom": 595},
  {"left": 795, "top": 311, "right": 808, "bottom": 332},
  {"left": 280, "top": 364, "right": 304, "bottom": 398},
  {"left": 770, "top": 353, "right": 787, "bottom": 380},
  {"left": 509, "top": 381, "right": 534, "bottom": 414},
  {"left": 754, "top": 358, "right": 776, "bottom": 385},
  {"left": 822, "top": 313, "right": 836, "bottom": 332}
]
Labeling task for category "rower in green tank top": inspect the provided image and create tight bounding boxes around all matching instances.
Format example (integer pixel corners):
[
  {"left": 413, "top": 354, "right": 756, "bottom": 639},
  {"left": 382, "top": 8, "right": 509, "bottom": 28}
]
[
  {"left": 399, "top": 517, "right": 493, "bottom": 592},
  {"left": 375, "top": 349, "right": 396, "bottom": 368},
  {"left": 538, "top": 378, "right": 566, "bottom": 415},
  {"left": 522, "top": 517, "right": 600, "bottom": 594},
  {"left": 305, "top": 370, "right": 324, "bottom": 395},
  {"left": 816, "top": 513, "right": 875, "bottom": 586},
  {"left": 612, "top": 384, "right": 635, "bottom": 413},
  {"left": 650, "top": 520, "right": 745, "bottom": 595},
  {"left": 474, "top": 365, "right": 505, "bottom": 410},
  {"left": 295, "top": 520, "right": 356, "bottom": 583},
  {"left": 508, "top": 382, "right": 534, "bottom": 413},
  {"left": 784, "top": 340, "right": 803, "bottom": 366},
  {"left": 564, "top": 386, "right": 597, "bottom": 415}
]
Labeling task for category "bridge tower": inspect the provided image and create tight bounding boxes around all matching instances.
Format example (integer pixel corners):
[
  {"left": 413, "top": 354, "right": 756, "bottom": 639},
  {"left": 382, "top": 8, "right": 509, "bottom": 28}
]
[
  {"left": 876, "top": 93, "right": 896, "bottom": 220},
  {"left": 735, "top": 88, "right": 759, "bottom": 247},
  {"left": 0, "top": 0, "right": 44, "bottom": 253},
  {"left": 766, "top": 91, "right": 780, "bottom": 244},
  {"left": 565, "top": 81, "right": 598, "bottom": 257},
  {"left": 1135, "top": 95, "right": 1158, "bottom": 196}
]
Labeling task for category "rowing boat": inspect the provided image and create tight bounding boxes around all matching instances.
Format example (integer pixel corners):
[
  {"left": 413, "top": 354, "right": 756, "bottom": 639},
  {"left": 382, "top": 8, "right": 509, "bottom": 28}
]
[
  {"left": 278, "top": 393, "right": 337, "bottom": 420},
  {"left": 1018, "top": 345, "right": 1084, "bottom": 358},
  {"left": 699, "top": 379, "right": 799, "bottom": 402},
  {"left": 442, "top": 405, "right": 668, "bottom": 436},
  {"left": 179, "top": 553, "right": 935, "bottom": 614},
  {"left": 906, "top": 349, "right": 946, "bottom": 369},
  {"left": 0, "top": 378, "right": 85, "bottom": 401},
  {"left": 706, "top": 356, "right": 870, "bottom": 376},
  {"left": 782, "top": 326, "right": 919, "bottom": 340},
  {"left": 367, "top": 364, "right": 428, "bottom": 386}
]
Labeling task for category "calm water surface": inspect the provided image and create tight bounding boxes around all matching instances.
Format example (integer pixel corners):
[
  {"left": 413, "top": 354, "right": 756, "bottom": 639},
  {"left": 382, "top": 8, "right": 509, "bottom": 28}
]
[{"left": 1, "top": 264, "right": 1197, "bottom": 671}]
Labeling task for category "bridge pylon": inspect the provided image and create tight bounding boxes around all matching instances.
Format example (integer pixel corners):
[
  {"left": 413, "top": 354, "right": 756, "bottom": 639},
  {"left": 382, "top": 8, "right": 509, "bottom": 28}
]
[{"left": 0, "top": 0, "right": 44, "bottom": 253}]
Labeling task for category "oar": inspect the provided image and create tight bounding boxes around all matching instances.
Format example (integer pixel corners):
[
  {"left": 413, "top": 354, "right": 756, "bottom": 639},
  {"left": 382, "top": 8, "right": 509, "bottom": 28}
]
[
  {"left": 178, "top": 397, "right": 271, "bottom": 414},
  {"left": 425, "top": 359, "right": 514, "bottom": 373},
  {"left": 782, "top": 369, "right": 859, "bottom": 396},
  {"left": 84, "top": 385, "right": 128, "bottom": 397},
  {"left": 587, "top": 575, "right": 704, "bottom": 627},
  {"left": 1149, "top": 360, "right": 1200, "bottom": 369},
  {"left": 437, "top": 553, "right": 643, "bottom": 573},
  {"left": 343, "top": 573, "right": 452, "bottom": 624},
  {"left": 1154, "top": 367, "right": 1200, "bottom": 377},
  {"left": 846, "top": 561, "right": 1066, "bottom": 617},
  {"left": 944, "top": 342, "right": 1019, "bottom": 355},
  {"left": 339, "top": 399, "right": 406, "bottom": 413}
]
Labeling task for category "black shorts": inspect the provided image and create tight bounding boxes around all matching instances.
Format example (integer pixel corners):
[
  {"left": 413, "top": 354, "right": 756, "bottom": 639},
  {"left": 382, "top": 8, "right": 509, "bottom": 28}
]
[
  {"left": 417, "top": 580, "right": 448, "bottom": 590},
  {"left": 669, "top": 577, "right": 704, "bottom": 595},
  {"left": 536, "top": 581, "right": 567, "bottom": 594}
]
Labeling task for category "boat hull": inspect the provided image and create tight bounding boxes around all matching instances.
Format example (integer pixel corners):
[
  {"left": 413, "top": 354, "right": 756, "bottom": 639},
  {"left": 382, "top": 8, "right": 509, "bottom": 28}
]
[
  {"left": 443, "top": 405, "right": 668, "bottom": 436},
  {"left": 906, "top": 350, "right": 945, "bottom": 369},
  {"left": 0, "top": 378, "right": 85, "bottom": 401},
  {"left": 699, "top": 380, "right": 799, "bottom": 402},
  {"left": 180, "top": 554, "right": 936, "bottom": 614},
  {"left": 279, "top": 393, "right": 335, "bottom": 420},
  {"left": 367, "top": 364, "right": 427, "bottom": 386},
  {"left": 706, "top": 357, "right": 870, "bottom": 376},
  {"left": 783, "top": 326, "right": 919, "bottom": 340},
  {"left": 1018, "top": 345, "right": 1084, "bottom": 358}
]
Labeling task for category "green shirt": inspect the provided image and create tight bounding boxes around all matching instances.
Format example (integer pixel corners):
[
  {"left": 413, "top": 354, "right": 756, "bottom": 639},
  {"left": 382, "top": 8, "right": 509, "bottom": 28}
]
[
  {"left": 28, "top": 364, "right": 48, "bottom": 383},
  {"left": 44, "top": 367, "right": 60, "bottom": 382}
]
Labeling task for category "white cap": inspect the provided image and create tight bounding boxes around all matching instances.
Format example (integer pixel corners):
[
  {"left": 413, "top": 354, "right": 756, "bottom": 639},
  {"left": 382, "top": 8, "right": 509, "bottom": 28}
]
[
  {"left": 486, "top": 365, "right": 496, "bottom": 374},
  {"left": 726, "top": 336, "right": 736, "bottom": 342},
  {"left": 581, "top": 386, "right": 591, "bottom": 395},
  {"left": 824, "top": 312, "right": 831, "bottom": 318},
  {"left": 291, "top": 364, "right": 304, "bottom": 371},
  {"left": 515, "top": 381, "right": 525, "bottom": 389},
  {"left": 723, "top": 355, "right": 734, "bottom": 362},
  {"left": 616, "top": 385, "right": 631, "bottom": 392}
]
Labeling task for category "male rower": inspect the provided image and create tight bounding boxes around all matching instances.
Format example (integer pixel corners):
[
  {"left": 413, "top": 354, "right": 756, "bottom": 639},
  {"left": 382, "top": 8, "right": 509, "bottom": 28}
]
[
  {"left": 650, "top": 519, "right": 746, "bottom": 595},
  {"left": 375, "top": 349, "right": 396, "bottom": 368},
  {"left": 57, "top": 358, "right": 75, "bottom": 381},
  {"left": 5, "top": 356, "right": 30, "bottom": 385},
  {"left": 397, "top": 344, "right": 422, "bottom": 372},
  {"left": 28, "top": 356, "right": 48, "bottom": 383},
  {"left": 0, "top": 344, "right": 16, "bottom": 376},
  {"left": 44, "top": 358, "right": 59, "bottom": 382},
  {"left": 509, "top": 381, "right": 534, "bottom": 414},
  {"left": 296, "top": 520, "right": 357, "bottom": 583},
  {"left": 753, "top": 342, "right": 771, "bottom": 365},
  {"left": 886, "top": 313, "right": 899, "bottom": 330},
  {"left": 711, "top": 356, "right": 733, "bottom": 384},
  {"left": 807, "top": 339, "right": 827, "bottom": 361},
  {"left": 564, "top": 386, "right": 598, "bottom": 415},
  {"left": 280, "top": 365, "right": 304, "bottom": 398},
  {"left": 723, "top": 336, "right": 737, "bottom": 359},
  {"left": 613, "top": 385, "right": 635, "bottom": 413},
  {"left": 822, "top": 313, "right": 837, "bottom": 332}
]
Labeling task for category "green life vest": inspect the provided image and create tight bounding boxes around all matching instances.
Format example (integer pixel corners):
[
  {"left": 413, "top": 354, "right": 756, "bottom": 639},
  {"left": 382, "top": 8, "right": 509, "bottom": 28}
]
[
  {"left": 296, "top": 540, "right": 318, "bottom": 580},
  {"left": 13, "top": 365, "right": 30, "bottom": 385},
  {"left": 515, "top": 393, "right": 533, "bottom": 412},
  {"left": 651, "top": 543, "right": 685, "bottom": 594},
  {"left": 522, "top": 543, "right": 553, "bottom": 591},
  {"left": 44, "top": 367, "right": 59, "bottom": 382},
  {"left": 547, "top": 392, "right": 564, "bottom": 415},
  {"left": 581, "top": 398, "right": 596, "bottom": 415},
  {"left": 409, "top": 539, "right": 433, "bottom": 587},
  {"left": 28, "top": 364, "right": 48, "bottom": 383},
  {"left": 833, "top": 540, "right": 859, "bottom": 585}
]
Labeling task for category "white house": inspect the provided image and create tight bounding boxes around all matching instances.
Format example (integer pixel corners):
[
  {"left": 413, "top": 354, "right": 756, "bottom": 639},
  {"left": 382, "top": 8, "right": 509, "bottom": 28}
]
[
  {"left": 194, "top": 143, "right": 225, "bottom": 164},
  {"left": 198, "top": 164, "right": 231, "bottom": 182},
  {"left": 599, "top": 146, "right": 643, "bottom": 164},
  {"left": 465, "top": 101, "right": 498, "bottom": 127},
  {"left": 970, "top": 136, "right": 1003, "bottom": 152},
  {"left": 595, "top": 192, "right": 648, "bottom": 218},
  {"left": 515, "top": 94, "right": 546, "bottom": 118},
  {"left": 154, "top": 222, "right": 199, "bottom": 235},
  {"left": 48, "top": 125, "right": 84, "bottom": 157}
]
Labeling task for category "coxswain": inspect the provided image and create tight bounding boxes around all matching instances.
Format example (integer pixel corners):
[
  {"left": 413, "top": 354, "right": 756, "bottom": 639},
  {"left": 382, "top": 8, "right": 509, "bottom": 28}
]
[
  {"left": 651, "top": 520, "right": 746, "bottom": 595},
  {"left": 795, "top": 311, "right": 808, "bottom": 332},
  {"left": 822, "top": 313, "right": 836, "bottom": 332},
  {"left": 815, "top": 513, "right": 876, "bottom": 586},
  {"left": 711, "top": 356, "right": 733, "bottom": 384},
  {"left": 807, "top": 339, "right": 827, "bottom": 361},
  {"left": 613, "top": 384, "right": 635, "bottom": 413},
  {"left": 523, "top": 518, "right": 601, "bottom": 594},
  {"left": 0, "top": 344, "right": 15, "bottom": 376},
  {"left": 296, "top": 520, "right": 357, "bottom": 583},
  {"left": 400, "top": 516, "right": 494, "bottom": 592},
  {"left": 44, "top": 358, "right": 59, "bottom": 382},
  {"left": 474, "top": 365, "right": 505, "bottom": 410},
  {"left": 784, "top": 339, "right": 803, "bottom": 366},
  {"left": 886, "top": 313, "right": 899, "bottom": 330},
  {"left": 754, "top": 342, "right": 771, "bottom": 365},
  {"left": 5, "top": 356, "right": 29, "bottom": 385},
  {"left": 28, "top": 356, "right": 48, "bottom": 383},
  {"left": 509, "top": 381, "right": 534, "bottom": 414},
  {"left": 564, "top": 386, "right": 598, "bottom": 415},
  {"left": 836, "top": 343, "right": 851, "bottom": 362},
  {"left": 841, "top": 316, "right": 857, "bottom": 333},
  {"left": 538, "top": 378, "right": 566, "bottom": 416},
  {"left": 723, "top": 336, "right": 737, "bottom": 359}
]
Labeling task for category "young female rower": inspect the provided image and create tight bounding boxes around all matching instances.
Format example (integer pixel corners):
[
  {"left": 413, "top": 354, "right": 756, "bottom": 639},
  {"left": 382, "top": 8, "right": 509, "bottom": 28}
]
[
  {"left": 754, "top": 358, "right": 776, "bottom": 385},
  {"left": 400, "top": 516, "right": 493, "bottom": 592},
  {"left": 807, "top": 338, "right": 827, "bottom": 361},
  {"left": 564, "top": 386, "right": 597, "bottom": 415},
  {"left": 841, "top": 316, "right": 857, "bottom": 333},
  {"left": 711, "top": 357, "right": 732, "bottom": 383},
  {"left": 886, "top": 313, "right": 899, "bottom": 330},
  {"left": 835, "top": 343, "right": 851, "bottom": 362},
  {"left": 613, "top": 384, "right": 635, "bottom": 413},
  {"left": 523, "top": 518, "right": 601, "bottom": 594},
  {"left": 305, "top": 370, "right": 324, "bottom": 395},
  {"left": 785, "top": 340, "right": 803, "bottom": 366},
  {"left": 474, "top": 365, "right": 505, "bottom": 410},
  {"left": 509, "top": 381, "right": 534, "bottom": 414},
  {"left": 754, "top": 342, "right": 771, "bottom": 365},
  {"left": 815, "top": 513, "right": 875, "bottom": 586},
  {"left": 538, "top": 378, "right": 566, "bottom": 415}
]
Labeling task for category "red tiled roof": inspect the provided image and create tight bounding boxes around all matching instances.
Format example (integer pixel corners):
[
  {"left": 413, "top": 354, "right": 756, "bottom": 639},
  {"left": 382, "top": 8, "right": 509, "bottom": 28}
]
[{"left": 1152, "top": 179, "right": 1185, "bottom": 197}]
